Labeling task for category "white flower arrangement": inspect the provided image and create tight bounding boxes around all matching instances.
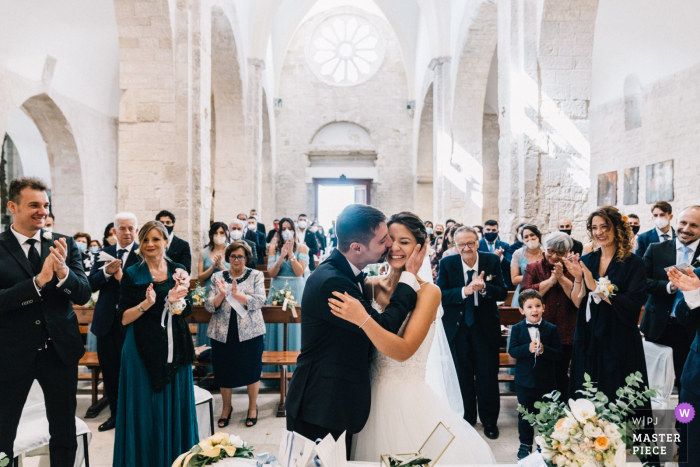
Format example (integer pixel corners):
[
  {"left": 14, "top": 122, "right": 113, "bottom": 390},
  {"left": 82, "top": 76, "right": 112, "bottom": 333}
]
[
  {"left": 172, "top": 432, "right": 254, "bottom": 467},
  {"left": 269, "top": 281, "right": 298, "bottom": 316},
  {"left": 42, "top": 230, "right": 52, "bottom": 240},
  {"left": 594, "top": 276, "right": 618, "bottom": 298},
  {"left": 519, "top": 372, "right": 659, "bottom": 467},
  {"left": 168, "top": 299, "right": 186, "bottom": 316},
  {"left": 486, "top": 275, "right": 494, "bottom": 282}
]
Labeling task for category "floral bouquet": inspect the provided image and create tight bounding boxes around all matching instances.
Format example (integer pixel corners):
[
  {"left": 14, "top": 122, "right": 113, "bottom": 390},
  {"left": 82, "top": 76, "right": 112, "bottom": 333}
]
[
  {"left": 172, "top": 432, "right": 254, "bottom": 467},
  {"left": 191, "top": 281, "right": 207, "bottom": 306},
  {"left": 269, "top": 281, "right": 298, "bottom": 316},
  {"left": 518, "top": 372, "right": 658, "bottom": 467},
  {"left": 594, "top": 276, "right": 618, "bottom": 299},
  {"left": 86, "top": 291, "right": 99, "bottom": 307}
]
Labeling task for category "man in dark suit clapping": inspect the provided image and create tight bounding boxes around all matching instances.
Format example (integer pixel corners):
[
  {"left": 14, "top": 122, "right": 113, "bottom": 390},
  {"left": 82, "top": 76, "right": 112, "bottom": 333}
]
[
  {"left": 0, "top": 177, "right": 91, "bottom": 466},
  {"left": 88, "top": 212, "right": 140, "bottom": 432},
  {"left": 641, "top": 206, "right": 700, "bottom": 396},
  {"left": 438, "top": 226, "right": 507, "bottom": 439},
  {"left": 668, "top": 264, "right": 700, "bottom": 464},
  {"left": 156, "top": 210, "right": 192, "bottom": 273}
]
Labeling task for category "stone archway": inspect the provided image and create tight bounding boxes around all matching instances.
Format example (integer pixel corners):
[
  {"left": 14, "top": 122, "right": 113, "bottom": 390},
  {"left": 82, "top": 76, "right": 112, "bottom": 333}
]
[
  {"left": 211, "top": 5, "right": 246, "bottom": 224},
  {"left": 21, "top": 93, "right": 85, "bottom": 234},
  {"left": 416, "top": 84, "right": 433, "bottom": 221}
]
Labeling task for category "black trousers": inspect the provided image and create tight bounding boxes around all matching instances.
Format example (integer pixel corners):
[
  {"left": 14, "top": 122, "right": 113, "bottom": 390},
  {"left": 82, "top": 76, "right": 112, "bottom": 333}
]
[
  {"left": 679, "top": 388, "right": 700, "bottom": 466},
  {"left": 516, "top": 384, "right": 552, "bottom": 446},
  {"left": 651, "top": 318, "right": 691, "bottom": 394},
  {"left": 286, "top": 415, "right": 353, "bottom": 460},
  {"left": 0, "top": 342, "right": 78, "bottom": 466},
  {"left": 450, "top": 323, "right": 500, "bottom": 426},
  {"left": 554, "top": 344, "right": 573, "bottom": 396},
  {"left": 96, "top": 319, "right": 126, "bottom": 417},
  {"left": 308, "top": 251, "right": 317, "bottom": 271}
]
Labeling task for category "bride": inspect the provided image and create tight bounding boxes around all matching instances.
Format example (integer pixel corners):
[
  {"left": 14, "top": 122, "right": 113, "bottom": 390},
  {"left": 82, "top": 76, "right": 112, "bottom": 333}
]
[{"left": 328, "top": 212, "right": 496, "bottom": 464}]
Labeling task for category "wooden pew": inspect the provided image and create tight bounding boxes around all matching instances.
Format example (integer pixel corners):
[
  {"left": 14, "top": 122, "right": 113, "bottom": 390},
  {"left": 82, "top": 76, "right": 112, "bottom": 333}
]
[{"left": 187, "top": 305, "right": 301, "bottom": 417}]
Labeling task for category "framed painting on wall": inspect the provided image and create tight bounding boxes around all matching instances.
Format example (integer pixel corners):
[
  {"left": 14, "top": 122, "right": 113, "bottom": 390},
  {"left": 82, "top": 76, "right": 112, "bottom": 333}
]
[
  {"left": 646, "top": 160, "right": 674, "bottom": 203},
  {"left": 623, "top": 167, "right": 639, "bottom": 205},
  {"left": 597, "top": 171, "right": 617, "bottom": 206}
]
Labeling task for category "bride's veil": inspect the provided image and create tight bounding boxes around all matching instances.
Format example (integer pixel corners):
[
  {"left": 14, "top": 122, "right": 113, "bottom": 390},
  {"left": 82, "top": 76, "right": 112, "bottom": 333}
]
[{"left": 418, "top": 254, "right": 465, "bottom": 417}]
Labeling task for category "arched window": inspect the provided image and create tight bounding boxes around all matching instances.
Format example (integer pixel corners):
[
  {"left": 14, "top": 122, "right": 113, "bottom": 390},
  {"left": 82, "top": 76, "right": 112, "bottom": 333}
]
[{"left": 624, "top": 74, "right": 642, "bottom": 130}]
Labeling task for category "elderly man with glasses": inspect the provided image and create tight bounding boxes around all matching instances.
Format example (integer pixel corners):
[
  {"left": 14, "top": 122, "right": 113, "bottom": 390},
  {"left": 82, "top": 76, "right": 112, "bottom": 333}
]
[
  {"left": 521, "top": 231, "right": 577, "bottom": 395},
  {"left": 437, "top": 226, "right": 507, "bottom": 439}
]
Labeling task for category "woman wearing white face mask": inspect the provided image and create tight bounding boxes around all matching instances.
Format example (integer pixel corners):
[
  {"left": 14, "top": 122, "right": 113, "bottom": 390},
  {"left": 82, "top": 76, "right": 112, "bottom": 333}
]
[
  {"left": 264, "top": 218, "right": 309, "bottom": 371},
  {"left": 196, "top": 222, "right": 230, "bottom": 346},
  {"left": 510, "top": 224, "right": 544, "bottom": 306}
]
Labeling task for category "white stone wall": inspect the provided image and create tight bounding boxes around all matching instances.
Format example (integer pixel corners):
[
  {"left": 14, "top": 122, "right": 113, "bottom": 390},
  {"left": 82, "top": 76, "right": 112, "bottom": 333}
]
[
  {"left": 590, "top": 62, "right": 700, "bottom": 231},
  {"left": 482, "top": 112, "right": 499, "bottom": 222},
  {"left": 274, "top": 7, "right": 413, "bottom": 220}
]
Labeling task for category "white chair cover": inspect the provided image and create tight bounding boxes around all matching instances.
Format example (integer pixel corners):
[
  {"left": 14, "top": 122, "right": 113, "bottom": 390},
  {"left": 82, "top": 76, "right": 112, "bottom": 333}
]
[
  {"left": 194, "top": 385, "right": 215, "bottom": 439},
  {"left": 642, "top": 340, "right": 675, "bottom": 460},
  {"left": 14, "top": 381, "right": 91, "bottom": 467}
]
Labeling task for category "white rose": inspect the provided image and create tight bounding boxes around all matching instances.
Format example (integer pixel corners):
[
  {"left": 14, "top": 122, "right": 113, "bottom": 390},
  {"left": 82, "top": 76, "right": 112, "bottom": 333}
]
[
  {"left": 535, "top": 436, "right": 547, "bottom": 449},
  {"left": 583, "top": 423, "right": 603, "bottom": 439},
  {"left": 553, "top": 454, "right": 567, "bottom": 466},
  {"left": 569, "top": 398, "right": 596, "bottom": 424},
  {"left": 229, "top": 434, "right": 245, "bottom": 448},
  {"left": 613, "top": 445, "right": 626, "bottom": 466},
  {"left": 604, "top": 423, "right": 622, "bottom": 440},
  {"left": 42, "top": 230, "right": 52, "bottom": 240}
]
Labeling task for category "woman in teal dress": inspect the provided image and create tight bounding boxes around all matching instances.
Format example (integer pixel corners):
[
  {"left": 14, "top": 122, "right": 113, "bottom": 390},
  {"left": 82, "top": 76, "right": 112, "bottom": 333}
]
[
  {"left": 265, "top": 218, "right": 309, "bottom": 370},
  {"left": 510, "top": 224, "right": 543, "bottom": 305},
  {"left": 196, "top": 222, "right": 230, "bottom": 346},
  {"left": 113, "top": 221, "right": 198, "bottom": 467}
]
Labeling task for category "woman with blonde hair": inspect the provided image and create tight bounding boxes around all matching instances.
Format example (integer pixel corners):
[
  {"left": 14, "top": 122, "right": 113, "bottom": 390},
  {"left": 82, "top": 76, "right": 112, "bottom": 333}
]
[{"left": 113, "top": 221, "right": 197, "bottom": 466}]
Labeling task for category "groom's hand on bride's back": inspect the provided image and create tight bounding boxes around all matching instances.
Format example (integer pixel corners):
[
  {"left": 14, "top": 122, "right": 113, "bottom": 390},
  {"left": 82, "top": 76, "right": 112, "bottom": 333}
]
[{"left": 405, "top": 241, "right": 428, "bottom": 275}]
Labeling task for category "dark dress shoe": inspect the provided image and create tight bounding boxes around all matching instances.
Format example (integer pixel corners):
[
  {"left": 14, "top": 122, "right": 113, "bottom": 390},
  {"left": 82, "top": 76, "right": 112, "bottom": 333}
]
[
  {"left": 483, "top": 425, "right": 499, "bottom": 439},
  {"left": 517, "top": 443, "right": 531, "bottom": 459},
  {"left": 98, "top": 417, "right": 116, "bottom": 432}
]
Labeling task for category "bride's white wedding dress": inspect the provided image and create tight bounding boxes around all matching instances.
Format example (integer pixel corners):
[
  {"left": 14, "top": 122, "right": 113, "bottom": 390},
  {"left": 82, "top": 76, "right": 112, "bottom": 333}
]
[{"left": 352, "top": 281, "right": 496, "bottom": 464}]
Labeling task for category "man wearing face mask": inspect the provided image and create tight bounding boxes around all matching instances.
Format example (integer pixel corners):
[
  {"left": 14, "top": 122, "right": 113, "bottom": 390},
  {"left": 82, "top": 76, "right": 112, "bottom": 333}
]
[
  {"left": 244, "top": 216, "right": 267, "bottom": 265},
  {"left": 250, "top": 209, "right": 266, "bottom": 235},
  {"left": 557, "top": 218, "right": 583, "bottom": 256},
  {"left": 479, "top": 220, "right": 512, "bottom": 290},
  {"left": 628, "top": 214, "right": 641, "bottom": 254},
  {"left": 297, "top": 214, "right": 319, "bottom": 272},
  {"left": 636, "top": 201, "right": 676, "bottom": 259},
  {"left": 267, "top": 219, "right": 280, "bottom": 244},
  {"left": 229, "top": 219, "right": 258, "bottom": 270},
  {"left": 156, "top": 210, "right": 192, "bottom": 273}
]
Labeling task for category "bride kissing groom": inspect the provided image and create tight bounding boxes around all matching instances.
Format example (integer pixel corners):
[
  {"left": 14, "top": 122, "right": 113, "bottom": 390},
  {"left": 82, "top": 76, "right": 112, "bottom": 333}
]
[{"left": 285, "top": 205, "right": 495, "bottom": 464}]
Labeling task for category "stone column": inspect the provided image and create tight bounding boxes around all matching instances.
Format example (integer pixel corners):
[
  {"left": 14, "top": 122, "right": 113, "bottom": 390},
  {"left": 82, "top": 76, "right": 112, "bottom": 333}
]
[
  {"left": 497, "top": 0, "right": 542, "bottom": 241},
  {"left": 430, "top": 57, "right": 452, "bottom": 224},
  {"left": 246, "top": 58, "right": 265, "bottom": 213}
]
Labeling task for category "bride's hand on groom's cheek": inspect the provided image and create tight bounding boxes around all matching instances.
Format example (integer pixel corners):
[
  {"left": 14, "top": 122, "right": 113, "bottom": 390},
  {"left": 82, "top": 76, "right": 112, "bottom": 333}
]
[
  {"left": 405, "top": 241, "right": 428, "bottom": 275},
  {"left": 329, "top": 291, "right": 369, "bottom": 326}
]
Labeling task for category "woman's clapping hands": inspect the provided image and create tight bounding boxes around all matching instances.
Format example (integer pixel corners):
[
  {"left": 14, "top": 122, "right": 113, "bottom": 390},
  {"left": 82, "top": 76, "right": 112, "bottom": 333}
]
[{"left": 145, "top": 283, "right": 156, "bottom": 307}]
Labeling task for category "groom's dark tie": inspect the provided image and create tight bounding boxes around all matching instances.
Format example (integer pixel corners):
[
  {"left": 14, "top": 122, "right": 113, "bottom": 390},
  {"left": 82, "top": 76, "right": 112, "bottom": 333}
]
[{"left": 464, "top": 270, "right": 475, "bottom": 326}]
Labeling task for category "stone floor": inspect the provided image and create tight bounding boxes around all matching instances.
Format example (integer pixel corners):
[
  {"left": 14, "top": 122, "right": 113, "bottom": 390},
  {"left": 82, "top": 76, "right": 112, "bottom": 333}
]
[{"left": 19, "top": 385, "right": 680, "bottom": 466}]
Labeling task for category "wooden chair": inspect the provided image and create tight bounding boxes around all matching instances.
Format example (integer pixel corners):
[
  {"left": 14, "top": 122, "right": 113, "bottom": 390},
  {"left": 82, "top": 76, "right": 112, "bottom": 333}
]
[{"left": 75, "top": 307, "right": 109, "bottom": 418}]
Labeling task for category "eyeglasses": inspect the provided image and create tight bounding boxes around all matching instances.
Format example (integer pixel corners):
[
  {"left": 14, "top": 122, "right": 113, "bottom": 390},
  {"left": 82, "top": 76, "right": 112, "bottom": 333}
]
[
  {"left": 456, "top": 242, "right": 477, "bottom": 250},
  {"left": 229, "top": 255, "right": 247, "bottom": 262},
  {"left": 547, "top": 249, "right": 567, "bottom": 258}
]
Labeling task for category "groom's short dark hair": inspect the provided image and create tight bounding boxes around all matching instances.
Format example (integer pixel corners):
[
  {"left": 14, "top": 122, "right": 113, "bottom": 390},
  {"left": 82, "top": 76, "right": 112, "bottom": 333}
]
[{"left": 336, "top": 204, "right": 386, "bottom": 252}]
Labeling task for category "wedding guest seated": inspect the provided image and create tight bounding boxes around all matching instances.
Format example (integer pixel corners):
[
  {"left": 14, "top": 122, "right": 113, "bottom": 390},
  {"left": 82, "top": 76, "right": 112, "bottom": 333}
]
[
  {"left": 73, "top": 232, "right": 95, "bottom": 275},
  {"left": 265, "top": 218, "right": 309, "bottom": 366},
  {"left": 205, "top": 241, "right": 266, "bottom": 428},
  {"left": 509, "top": 289, "right": 562, "bottom": 459},
  {"left": 113, "top": 221, "right": 197, "bottom": 466},
  {"left": 156, "top": 210, "right": 192, "bottom": 273},
  {"left": 510, "top": 225, "right": 543, "bottom": 305},
  {"left": 89, "top": 239, "right": 102, "bottom": 253},
  {"left": 521, "top": 232, "right": 576, "bottom": 395},
  {"left": 197, "top": 222, "right": 230, "bottom": 346}
]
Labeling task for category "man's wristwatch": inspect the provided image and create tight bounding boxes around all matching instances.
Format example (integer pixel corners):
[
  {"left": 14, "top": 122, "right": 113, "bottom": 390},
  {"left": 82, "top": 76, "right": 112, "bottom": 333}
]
[
  {"left": 34, "top": 276, "right": 45, "bottom": 291},
  {"left": 138, "top": 303, "right": 145, "bottom": 313}
]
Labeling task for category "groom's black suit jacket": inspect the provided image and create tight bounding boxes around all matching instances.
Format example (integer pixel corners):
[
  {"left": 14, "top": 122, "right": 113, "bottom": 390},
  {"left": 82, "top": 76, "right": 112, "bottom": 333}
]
[
  {"left": 0, "top": 228, "right": 91, "bottom": 381},
  {"left": 285, "top": 248, "right": 417, "bottom": 434}
]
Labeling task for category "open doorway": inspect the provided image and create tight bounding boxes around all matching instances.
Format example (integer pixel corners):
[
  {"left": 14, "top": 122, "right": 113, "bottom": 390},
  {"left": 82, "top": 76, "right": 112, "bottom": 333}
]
[{"left": 314, "top": 177, "right": 372, "bottom": 231}]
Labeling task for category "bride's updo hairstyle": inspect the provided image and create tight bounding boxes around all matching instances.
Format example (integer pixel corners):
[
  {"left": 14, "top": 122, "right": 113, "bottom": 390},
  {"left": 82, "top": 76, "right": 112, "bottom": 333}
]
[
  {"left": 585, "top": 206, "right": 634, "bottom": 262},
  {"left": 387, "top": 212, "right": 428, "bottom": 247}
]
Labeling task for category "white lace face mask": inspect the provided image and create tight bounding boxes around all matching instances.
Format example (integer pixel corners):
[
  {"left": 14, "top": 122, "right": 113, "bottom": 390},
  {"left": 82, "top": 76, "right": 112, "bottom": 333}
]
[{"left": 282, "top": 230, "right": 295, "bottom": 242}]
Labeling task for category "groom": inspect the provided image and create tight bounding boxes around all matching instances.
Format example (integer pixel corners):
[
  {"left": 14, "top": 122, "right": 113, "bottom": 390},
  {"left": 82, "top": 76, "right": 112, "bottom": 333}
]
[{"left": 286, "top": 204, "right": 425, "bottom": 456}]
